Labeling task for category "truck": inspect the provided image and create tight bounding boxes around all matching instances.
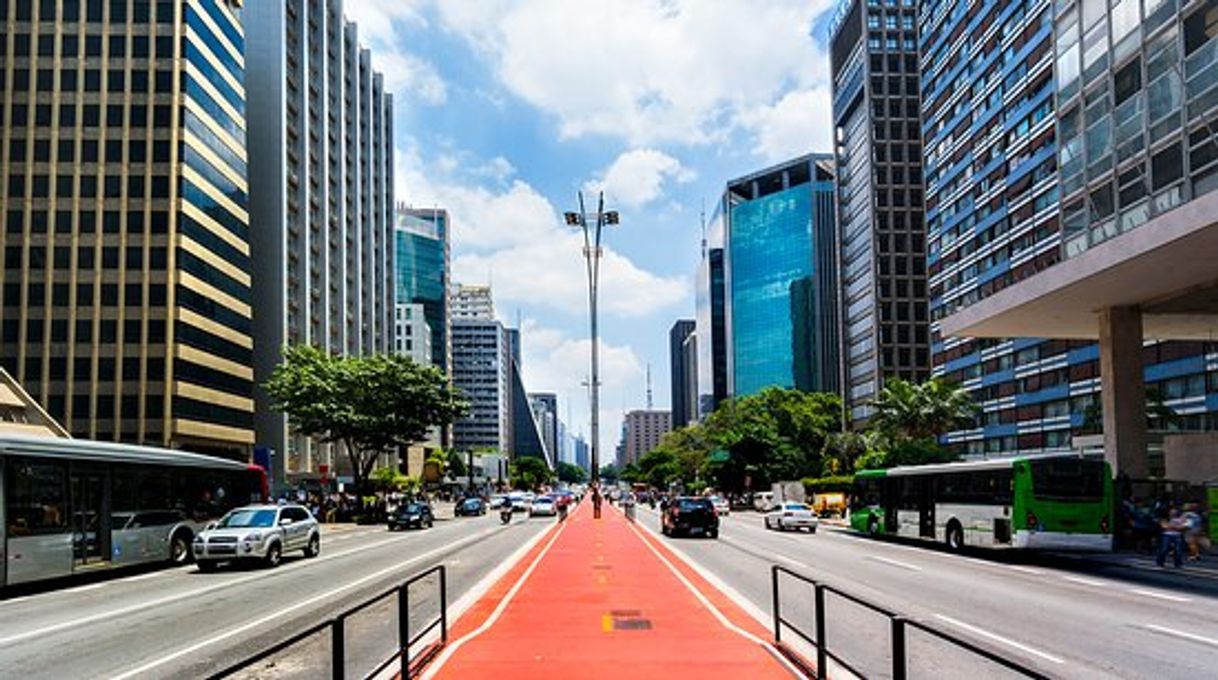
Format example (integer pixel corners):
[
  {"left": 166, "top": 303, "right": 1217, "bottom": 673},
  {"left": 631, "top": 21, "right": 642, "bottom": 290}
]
[{"left": 754, "top": 481, "right": 806, "bottom": 511}]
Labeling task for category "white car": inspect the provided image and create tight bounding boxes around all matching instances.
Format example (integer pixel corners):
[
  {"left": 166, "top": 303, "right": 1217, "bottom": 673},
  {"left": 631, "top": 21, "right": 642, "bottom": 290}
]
[
  {"left": 194, "top": 504, "right": 320, "bottom": 570},
  {"left": 509, "top": 493, "right": 529, "bottom": 513},
  {"left": 529, "top": 496, "right": 557, "bottom": 517},
  {"left": 764, "top": 502, "right": 819, "bottom": 533},
  {"left": 708, "top": 496, "right": 730, "bottom": 516}
]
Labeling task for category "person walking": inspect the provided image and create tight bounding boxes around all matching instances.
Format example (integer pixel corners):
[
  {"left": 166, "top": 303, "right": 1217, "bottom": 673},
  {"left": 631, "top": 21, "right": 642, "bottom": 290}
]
[
  {"left": 1157, "top": 507, "right": 1187, "bottom": 568},
  {"left": 592, "top": 485, "right": 603, "bottom": 519},
  {"left": 1183, "top": 504, "right": 1205, "bottom": 561}
]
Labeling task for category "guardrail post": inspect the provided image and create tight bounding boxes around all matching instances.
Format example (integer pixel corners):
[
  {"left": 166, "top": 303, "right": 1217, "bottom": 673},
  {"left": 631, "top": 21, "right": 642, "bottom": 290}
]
[
  {"left": 771, "top": 566, "right": 781, "bottom": 643},
  {"left": 891, "top": 616, "right": 907, "bottom": 680},
  {"left": 440, "top": 565, "right": 448, "bottom": 645},
  {"left": 814, "top": 584, "right": 827, "bottom": 680},
  {"left": 398, "top": 586, "right": 410, "bottom": 677},
  {"left": 331, "top": 616, "right": 346, "bottom": 680}
]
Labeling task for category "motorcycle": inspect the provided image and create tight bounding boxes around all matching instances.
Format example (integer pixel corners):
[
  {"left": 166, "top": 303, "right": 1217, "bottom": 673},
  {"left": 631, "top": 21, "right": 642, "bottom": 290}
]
[{"left": 500, "top": 503, "right": 512, "bottom": 525}]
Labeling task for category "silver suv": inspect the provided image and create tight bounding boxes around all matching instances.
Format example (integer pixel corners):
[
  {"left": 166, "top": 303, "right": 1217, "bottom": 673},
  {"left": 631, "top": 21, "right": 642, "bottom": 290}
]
[{"left": 194, "top": 504, "right": 320, "bottom": 570}]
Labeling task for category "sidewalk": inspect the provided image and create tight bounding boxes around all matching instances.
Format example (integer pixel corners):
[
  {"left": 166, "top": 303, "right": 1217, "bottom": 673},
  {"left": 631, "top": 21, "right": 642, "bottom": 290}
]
[{"left": 423, "top": 501, "right": 800, "bottom": 679}]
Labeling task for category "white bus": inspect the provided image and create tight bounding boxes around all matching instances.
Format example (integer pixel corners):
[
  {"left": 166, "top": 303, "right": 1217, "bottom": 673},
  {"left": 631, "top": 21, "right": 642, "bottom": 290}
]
[{"left": 2, "top": 434, "right": 266, "bottom": 587}]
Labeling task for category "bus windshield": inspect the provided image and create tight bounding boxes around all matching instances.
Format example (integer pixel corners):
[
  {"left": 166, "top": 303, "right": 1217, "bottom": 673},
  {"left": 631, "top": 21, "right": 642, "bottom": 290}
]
[{"left": 1029, "top": 458, "right": 1106, "bottom": 502}]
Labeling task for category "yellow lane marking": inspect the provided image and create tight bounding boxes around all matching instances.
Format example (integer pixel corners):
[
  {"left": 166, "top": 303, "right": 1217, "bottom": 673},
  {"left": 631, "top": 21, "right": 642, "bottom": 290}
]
[{"left": 602, "top": 614, "right": 613, "bottom": 632}]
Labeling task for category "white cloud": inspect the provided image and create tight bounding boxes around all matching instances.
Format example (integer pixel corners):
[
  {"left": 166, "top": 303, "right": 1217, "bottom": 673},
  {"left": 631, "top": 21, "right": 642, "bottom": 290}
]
[
  {"left": 396, "top": 146, "right": 689, "bottom": 318},
  {"left": 437, "top": 0, "right": 835, "bottom": 148},
  {"left": 737, "top": 87, "right": 834, "bottom": 163},
  {"left": 585, "top": 148, "right": 695, "bottom": 208}
]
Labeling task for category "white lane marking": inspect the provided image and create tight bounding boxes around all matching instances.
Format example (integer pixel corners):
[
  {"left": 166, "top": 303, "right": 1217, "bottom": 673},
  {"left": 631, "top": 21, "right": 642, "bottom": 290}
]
[
  {"left": 120, "top": 571, "right": 166, "bottom": 583},
  {"left": 626, "top": 510, "right": 804, "bottom": 678},
  {"left": 1061, "top": 575, "right": 1106, "bottom": 587},
  {"left": 866, "top": 555, "right": 922, "bottom": 572},
  {"left": 0, "top": 596, "right": 31, "bottom": 605},
  {"left": 1145, "top": 624, "right": 1218, "bottom": 648},
  {"left": 0, "top": 519, "right": 467, "bottom": 646},
  {"left": 934, "top": 614, "right": 1066, "bottom": 665},
  {"left": 1130, "top": 588, "right": 1192, "bottom": 603},
  {"left": 420, "top": 518, "right": 568, "bottom": 680},
  {"left": 1001, "top": 564, "right": 1046, "bottom": 576},
  {"left": 110, "top": 525, "right": 500, "bottom": 680},
  {"left": 59, "top": 583, "right": 106, "bottom": 594}
]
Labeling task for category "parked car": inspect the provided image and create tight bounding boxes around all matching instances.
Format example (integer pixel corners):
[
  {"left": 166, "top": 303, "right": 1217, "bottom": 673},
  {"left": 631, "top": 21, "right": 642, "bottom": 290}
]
[
  {"left": 708, "top": 496, "right": 730, "bottom": 516},
  {"left": 529, "top": 496, "right": 558, "bottom": 517},
  {"left": 661, "top": 497, "right": 719, "bottom": 538},
  {"left": 455, "top": 497, "right": 486, "bottom": 517},
  {"left": 389, "top": 502, "right": 435, "bottom": 530},
  {"left": 764, "top": 502, "right": 819, "bottom": 533},
  {"left": 194, "top": 504, "right": 320, "bottom": 570}
]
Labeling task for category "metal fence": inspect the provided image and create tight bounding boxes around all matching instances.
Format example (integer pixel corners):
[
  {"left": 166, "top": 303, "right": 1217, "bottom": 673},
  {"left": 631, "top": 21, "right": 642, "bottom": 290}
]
[
  {"left": 770, "top": 565, "right": 1052, "bottom": 680},
  {"left": 206, "top": 564, "right": 447, "bottom": 680}
]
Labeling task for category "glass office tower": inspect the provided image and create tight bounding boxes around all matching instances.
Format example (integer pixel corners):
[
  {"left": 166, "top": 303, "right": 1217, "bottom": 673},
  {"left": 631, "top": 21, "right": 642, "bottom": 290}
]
[
  {"left": 724, "top": 154, "right": 838, "bottom": 398},
  {"left": 0, "top": 0, "right": 253, "bottom": 456},
  {"left": 395, "top": 207, "right": 450, "bottom": 373}
]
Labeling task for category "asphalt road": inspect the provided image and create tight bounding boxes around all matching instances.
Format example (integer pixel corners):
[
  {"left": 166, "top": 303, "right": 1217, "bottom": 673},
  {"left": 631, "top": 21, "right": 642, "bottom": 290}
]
[
  {"left": 636, "top": 505, "right": 1218, "bottom": 679},
  {"left": 0, "top": 512, "right": 551, "bottom": 679}
]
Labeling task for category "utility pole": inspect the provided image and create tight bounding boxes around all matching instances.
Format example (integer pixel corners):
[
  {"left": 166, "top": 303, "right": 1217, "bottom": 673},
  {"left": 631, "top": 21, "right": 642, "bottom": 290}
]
[{"left": 564, "top": 192, "right": 618, "bottom": 491}]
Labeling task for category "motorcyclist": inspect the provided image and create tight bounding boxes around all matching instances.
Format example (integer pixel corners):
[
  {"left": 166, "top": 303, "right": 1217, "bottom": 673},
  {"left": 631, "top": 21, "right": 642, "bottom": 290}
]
[{"left": 499, "top": 496, "right": 513, "bottom": 524}]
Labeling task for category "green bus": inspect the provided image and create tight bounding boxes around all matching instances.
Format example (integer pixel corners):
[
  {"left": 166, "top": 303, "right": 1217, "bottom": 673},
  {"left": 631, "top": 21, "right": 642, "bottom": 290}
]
[{"left": 849, "top": 454, "right": 1113, "bottom": 552}]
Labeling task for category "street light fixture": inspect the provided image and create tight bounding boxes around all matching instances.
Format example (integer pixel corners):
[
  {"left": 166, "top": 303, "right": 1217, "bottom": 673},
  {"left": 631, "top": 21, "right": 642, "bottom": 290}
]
[{"left": 564, "top": 191, "right": 617, "bottom": 491}]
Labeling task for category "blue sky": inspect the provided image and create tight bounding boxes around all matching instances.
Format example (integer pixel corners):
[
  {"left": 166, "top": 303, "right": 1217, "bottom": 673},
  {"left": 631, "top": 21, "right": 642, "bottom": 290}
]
[{"left": 345, "top": 0, "right": 838, "bottom": 457}]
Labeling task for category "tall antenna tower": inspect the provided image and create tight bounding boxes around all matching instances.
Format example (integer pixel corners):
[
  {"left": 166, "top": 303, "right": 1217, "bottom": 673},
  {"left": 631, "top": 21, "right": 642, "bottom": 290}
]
[{"left": 646, "top": 363, "right": 653, "bottom": 410}]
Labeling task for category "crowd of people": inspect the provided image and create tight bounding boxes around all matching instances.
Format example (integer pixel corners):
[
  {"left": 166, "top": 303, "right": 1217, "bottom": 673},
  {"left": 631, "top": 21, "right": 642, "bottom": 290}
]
[{"left": 1119, "top": 497, "right": 1211, "bottom": 567}]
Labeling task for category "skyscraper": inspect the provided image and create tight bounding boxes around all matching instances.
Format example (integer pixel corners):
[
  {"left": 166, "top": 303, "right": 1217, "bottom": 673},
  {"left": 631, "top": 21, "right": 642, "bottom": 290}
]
[
  {"left": 696, "top": 222, "right": 728, "bottom": 418},
  {"left": 0, "top": 0, "right": 253, "bottom": 456},
  {"left": 395, "top": 207, "right": 449, "bottom": 373},
  {"left": 830, "top": 0, "right": 930, "bottom": 427},
  {"left": 668, "top": 319, "right": 696, "bottom": 428},
  {"left": 921, "top": 0, "right": 1218, "bottom": 467},
  {"left": 451, "top": 316, "right": 511, "bottom": 454},
  {"left": 245, "top": 0, "right": 395, "bottom": 483},
  {"left": 528, "top": 392, "right": 559, "bottom": 462},
  {"left": 451, "top": 284, "right": 495, "bottom": 320},
  {"left": 723, "top": 154, "right": 839, "bottom": 397},
  {"left": 622, "top": 409, "right": 672, "bottom": 465}
]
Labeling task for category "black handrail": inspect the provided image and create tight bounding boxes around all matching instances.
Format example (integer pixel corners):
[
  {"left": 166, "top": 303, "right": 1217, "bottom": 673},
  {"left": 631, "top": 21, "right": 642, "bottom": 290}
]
[
  {"left": 205, "top": 564, "right": 447, "bottom": 680},
  {"left": 771, "top": 565, "right": 1052, "bottom": 680}
]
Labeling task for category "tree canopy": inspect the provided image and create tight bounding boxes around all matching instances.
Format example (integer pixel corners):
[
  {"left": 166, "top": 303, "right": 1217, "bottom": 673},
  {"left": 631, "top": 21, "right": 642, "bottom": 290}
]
[
  {"left": 511, "top": 456, "right": 553, "bottom": 490},
  {"left": 264, "top": 345, "right": 468, "bottom": 492},
  {"left": 555, "top": 461, "right": 587, "bottom": 484},
  {"left": 869, "top": 377, "right": 977, "bottom": 442}
]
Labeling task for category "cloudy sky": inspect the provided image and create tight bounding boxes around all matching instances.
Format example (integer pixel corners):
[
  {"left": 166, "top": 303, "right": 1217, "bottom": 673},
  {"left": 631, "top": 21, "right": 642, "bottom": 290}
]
[{"left": 345, "top": 0, "right": 839, "bottom": 459}]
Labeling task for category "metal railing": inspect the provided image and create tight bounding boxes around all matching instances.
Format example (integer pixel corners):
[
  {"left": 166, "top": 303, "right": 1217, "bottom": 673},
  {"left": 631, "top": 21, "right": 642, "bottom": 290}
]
[
  {"left": 771, "top": 565, "right": 1051, "bottom": 680},
  {"left": 206, "top": 564, "right": 447, "bottom": 680}
]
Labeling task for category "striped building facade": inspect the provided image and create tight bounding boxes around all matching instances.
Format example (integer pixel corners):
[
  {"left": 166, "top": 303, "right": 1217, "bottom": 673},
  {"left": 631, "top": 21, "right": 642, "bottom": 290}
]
[{"left": 0, "top": 0, "right": 253, "bottom": 457}]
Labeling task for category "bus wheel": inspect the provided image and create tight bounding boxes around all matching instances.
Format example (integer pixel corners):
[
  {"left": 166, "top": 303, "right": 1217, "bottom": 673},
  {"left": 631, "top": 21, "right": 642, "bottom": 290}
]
[
  {"left": 170, "top": 531, "right": 193, "bottom": 564},
  {"left": 946, "top": 522, "right": 964, "bottom": 552}
]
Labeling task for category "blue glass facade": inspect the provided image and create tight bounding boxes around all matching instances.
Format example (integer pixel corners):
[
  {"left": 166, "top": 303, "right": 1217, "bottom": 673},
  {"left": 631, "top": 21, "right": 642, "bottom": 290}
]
[
  {"left": 724, "top": 155, "right": 838, "bottom": 398},
  {"left": 395, "top": 209, "right": 450, "bottom": 372}
]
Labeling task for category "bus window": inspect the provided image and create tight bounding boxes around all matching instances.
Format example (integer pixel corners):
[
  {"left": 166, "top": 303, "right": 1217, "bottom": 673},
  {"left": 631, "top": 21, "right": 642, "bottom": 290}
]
[
  {"left": 6, "top": 459, "right": 69, "bottom": 536},
  {"left": 1029, "top": 459, "right": 1105, "bottom": 501}
]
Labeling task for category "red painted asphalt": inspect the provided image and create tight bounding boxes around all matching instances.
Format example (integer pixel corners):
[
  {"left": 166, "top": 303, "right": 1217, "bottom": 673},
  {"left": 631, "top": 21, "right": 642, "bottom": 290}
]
[{"left": 424, "top": 500, "right": 800, "bottom": 679}]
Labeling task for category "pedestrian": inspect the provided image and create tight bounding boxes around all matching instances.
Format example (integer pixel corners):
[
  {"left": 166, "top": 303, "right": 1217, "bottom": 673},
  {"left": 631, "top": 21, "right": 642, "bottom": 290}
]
[
  {"left": 1156, "top": 507, "right": 1187, "bottom": 568},
  {"left": 592, "top": 485, "right": 602, "bottom": 519},
  {"left": 1183, "top": 504, "right": 1205, "bottom": 561}
]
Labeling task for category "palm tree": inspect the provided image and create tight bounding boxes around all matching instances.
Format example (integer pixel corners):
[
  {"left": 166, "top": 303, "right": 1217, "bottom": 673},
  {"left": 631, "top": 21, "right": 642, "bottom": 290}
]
[{"left": 869, "top": 377, "right": 977, "bottom": 441}]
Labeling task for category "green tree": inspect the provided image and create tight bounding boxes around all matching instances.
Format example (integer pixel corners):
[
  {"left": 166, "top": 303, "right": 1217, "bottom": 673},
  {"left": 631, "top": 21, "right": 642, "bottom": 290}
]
[
  {"left": 701, "top": 387, "right": 842, "bottom": 493},
  {"left": 510, "top": 456, "right": 553, "bottom": 490},
  {"left": 264, "top": 345, "right": 468, "bottom": 493},
  {"left": 370, "top": 466, "right": 420, "bottom": 494},
  {"left": 869, "top": 377, "right": 977, "bottom": 442},
  {"left": 556, "top": 461, "right": 588, "bottom": 484},
  {"left": 599, "top": 463, "right": 621, "bottom": 484},
  {"left": 447, "top": 450, "right": 468, "bottom": 479}
]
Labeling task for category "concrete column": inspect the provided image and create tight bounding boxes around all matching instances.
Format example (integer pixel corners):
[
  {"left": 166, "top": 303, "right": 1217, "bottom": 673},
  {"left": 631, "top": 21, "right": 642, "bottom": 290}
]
[{"left": 1098, "top": 306, "right": 1148, "bottom": 478}]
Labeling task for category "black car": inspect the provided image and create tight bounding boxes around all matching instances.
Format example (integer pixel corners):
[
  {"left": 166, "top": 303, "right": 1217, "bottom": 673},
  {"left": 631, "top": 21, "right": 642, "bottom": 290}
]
[
  {"left": 661, "top": 497, "right": 719, "bottom": 538},
  {"left": 388, "top": 502, "right": 434, "bottom": 531},
  {"left": 455, "top": 497, "right": 485, "bottom": 517}
]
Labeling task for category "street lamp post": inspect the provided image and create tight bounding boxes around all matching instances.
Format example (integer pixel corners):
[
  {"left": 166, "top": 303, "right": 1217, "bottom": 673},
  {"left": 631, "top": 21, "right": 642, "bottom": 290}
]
[{"left": 565, "top": 192, "right": 618, "bottom": 491}]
